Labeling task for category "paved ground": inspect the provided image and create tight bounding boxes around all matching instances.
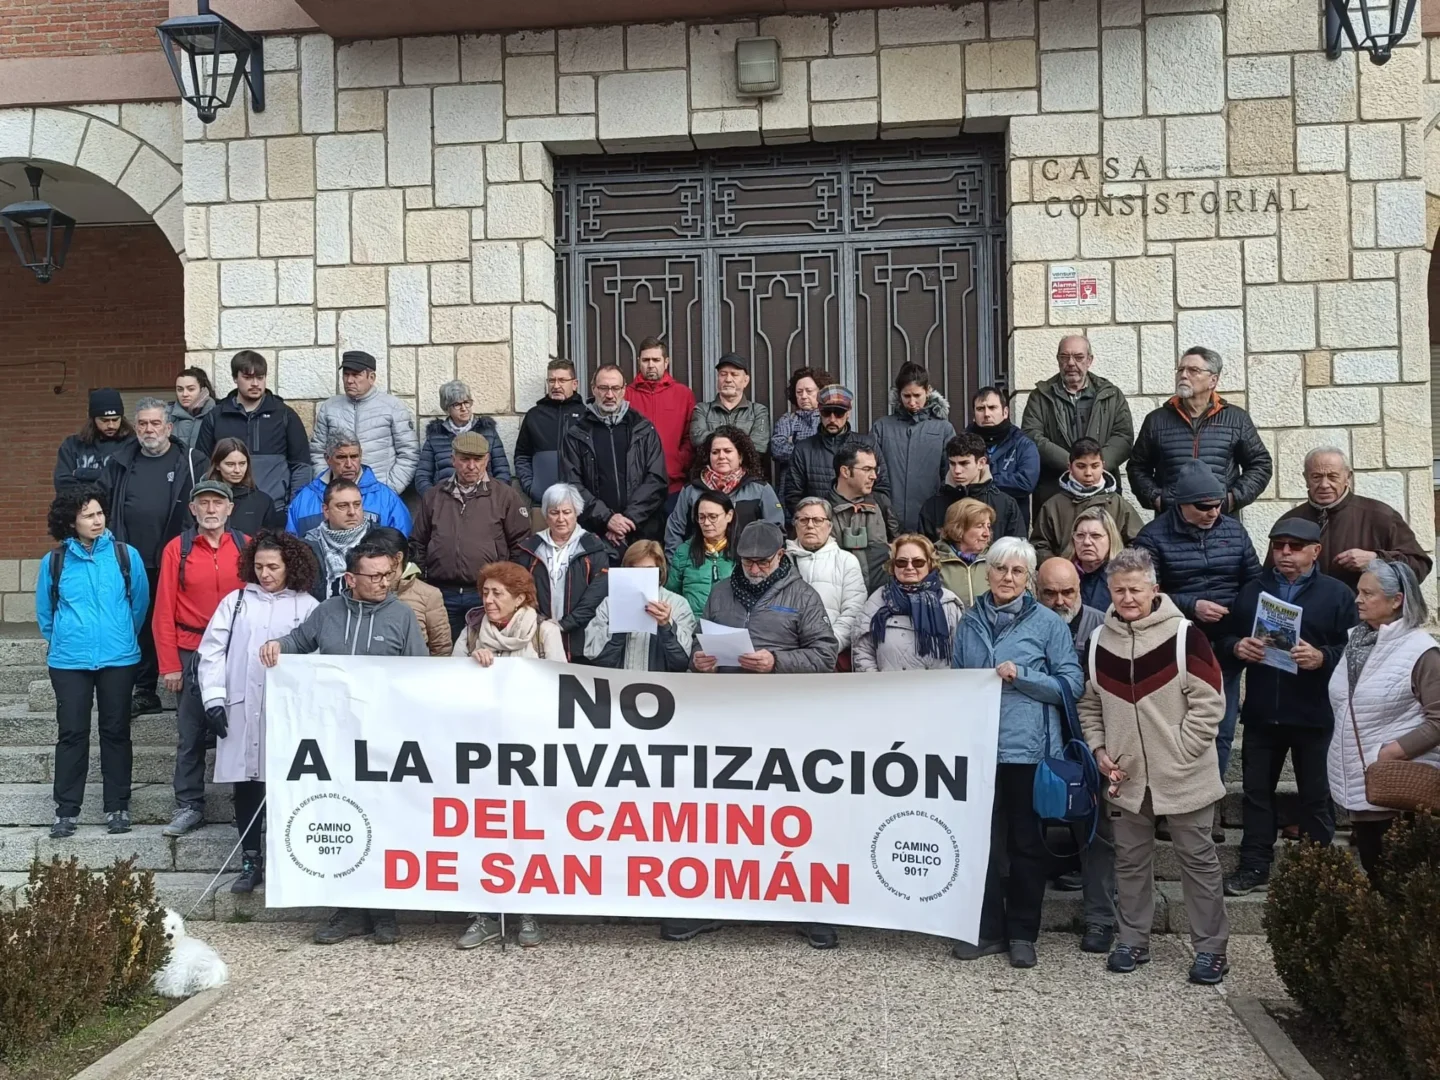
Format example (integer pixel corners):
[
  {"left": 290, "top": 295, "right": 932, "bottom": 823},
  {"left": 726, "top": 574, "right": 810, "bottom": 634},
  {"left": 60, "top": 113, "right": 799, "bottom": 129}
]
[{"left": 141, "top": 921, "right": 1285, "bottom": 1080}]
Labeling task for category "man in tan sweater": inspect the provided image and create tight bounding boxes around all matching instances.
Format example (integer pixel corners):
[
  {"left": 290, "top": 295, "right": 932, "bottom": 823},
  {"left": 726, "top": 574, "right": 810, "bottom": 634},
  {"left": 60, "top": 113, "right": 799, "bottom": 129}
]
[{"left": 1077, "top": 546, "right": 1231, "bottom": 986}]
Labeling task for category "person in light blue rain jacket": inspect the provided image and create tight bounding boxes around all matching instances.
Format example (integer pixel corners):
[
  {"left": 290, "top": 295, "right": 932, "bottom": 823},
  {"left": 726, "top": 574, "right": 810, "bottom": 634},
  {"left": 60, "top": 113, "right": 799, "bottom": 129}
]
[
  {"left": 35, "top": 485, "right": 150, "bottom": 841},
  {"left": 949, "top": 535, "right": 1084, "bottom": 971}
]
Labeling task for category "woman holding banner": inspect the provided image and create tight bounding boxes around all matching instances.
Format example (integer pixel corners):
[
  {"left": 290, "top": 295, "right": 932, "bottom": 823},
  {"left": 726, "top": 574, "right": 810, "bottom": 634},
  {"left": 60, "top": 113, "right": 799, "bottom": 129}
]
[
  {"left": 583, "top": 540, "right": 695, "bottom": 671},
  {"left": 454, "top": 560, "right": 563, "bottom": 949},
  {"left": 197, "top": 530, "right": 319, "bottom": 894},
  {"left": 949, "top": 536, "right": 1083, "bottom": 969},
  {"left": 853, "top": 535, "right": 963, "bottom": 672}
]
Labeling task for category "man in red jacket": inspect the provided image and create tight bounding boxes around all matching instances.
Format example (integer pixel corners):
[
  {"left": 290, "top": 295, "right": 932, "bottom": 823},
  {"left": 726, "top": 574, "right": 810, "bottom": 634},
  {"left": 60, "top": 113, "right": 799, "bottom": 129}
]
[
  {"left": 152, "top": 479, "right": 247, "bottom": 838},
  {"left": 625, "top": 336, "right": 695, "bottom": 513}
]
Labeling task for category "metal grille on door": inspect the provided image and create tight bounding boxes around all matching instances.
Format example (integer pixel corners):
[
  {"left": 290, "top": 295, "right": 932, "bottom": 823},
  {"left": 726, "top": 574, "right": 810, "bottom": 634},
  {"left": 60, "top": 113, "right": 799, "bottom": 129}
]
[{"left": 555, "top": 139, "right": 1007, "bottom": 431}]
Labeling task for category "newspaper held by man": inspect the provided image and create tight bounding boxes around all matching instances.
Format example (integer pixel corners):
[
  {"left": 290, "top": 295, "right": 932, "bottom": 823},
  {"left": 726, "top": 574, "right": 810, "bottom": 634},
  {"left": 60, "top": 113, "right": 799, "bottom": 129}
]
[{"left": 1251, "top": 591, "right": 1302, "bottom": 674}]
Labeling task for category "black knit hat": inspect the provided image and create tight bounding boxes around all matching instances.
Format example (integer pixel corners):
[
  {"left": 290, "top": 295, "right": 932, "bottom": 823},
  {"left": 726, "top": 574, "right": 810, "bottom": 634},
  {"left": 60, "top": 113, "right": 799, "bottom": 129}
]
[{"left": 89, "top": 388, "right": 123, "bottom": 419}]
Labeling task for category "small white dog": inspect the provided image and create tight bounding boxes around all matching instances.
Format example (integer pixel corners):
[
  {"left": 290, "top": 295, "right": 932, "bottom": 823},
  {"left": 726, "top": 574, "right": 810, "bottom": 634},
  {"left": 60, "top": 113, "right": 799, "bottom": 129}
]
[{"left": 152, "top": 909, "right": 229, "bottom": 998}]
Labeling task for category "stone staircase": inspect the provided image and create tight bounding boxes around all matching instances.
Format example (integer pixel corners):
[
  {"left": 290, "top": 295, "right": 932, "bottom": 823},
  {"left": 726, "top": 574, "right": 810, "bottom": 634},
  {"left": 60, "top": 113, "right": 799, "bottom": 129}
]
[{"left": 0, "top": 627, "right": 1285, "bottom": 929}]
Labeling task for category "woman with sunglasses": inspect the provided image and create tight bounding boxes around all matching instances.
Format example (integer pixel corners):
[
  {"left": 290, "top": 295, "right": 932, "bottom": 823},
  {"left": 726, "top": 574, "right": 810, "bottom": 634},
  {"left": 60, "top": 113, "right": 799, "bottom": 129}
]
[{"left": 853, "top": 534, "right": 964, "bottom": 673}]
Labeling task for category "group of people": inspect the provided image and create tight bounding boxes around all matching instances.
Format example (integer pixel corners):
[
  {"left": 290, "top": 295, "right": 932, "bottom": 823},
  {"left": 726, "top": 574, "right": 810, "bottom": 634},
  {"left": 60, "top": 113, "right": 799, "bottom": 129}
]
[{"left": 36, "top": 335, "right": 1438, "bottom": 984}]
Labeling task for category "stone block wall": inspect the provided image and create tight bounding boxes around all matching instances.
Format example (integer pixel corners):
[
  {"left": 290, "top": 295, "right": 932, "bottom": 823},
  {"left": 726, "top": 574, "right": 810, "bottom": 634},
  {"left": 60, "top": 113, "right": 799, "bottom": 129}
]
[{"left": 0, "top": 1, "right": 1435, "bottom": 617}]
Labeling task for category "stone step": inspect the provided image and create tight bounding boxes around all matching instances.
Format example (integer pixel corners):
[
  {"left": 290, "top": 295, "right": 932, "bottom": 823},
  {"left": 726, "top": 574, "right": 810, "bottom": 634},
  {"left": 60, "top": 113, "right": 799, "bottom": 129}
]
[
  {"left": 0, "top": 870, "right": 1269, "bottom": 930},
  {"left": 0, "top": 666, "right": 45, "bottom": 694},
  {"left": 0, "top": 707, "right": 178, "bottom": 746},
  {"left": 0, "top": 782, "right": 233, "bottom": 826},
  {"left": 0, "top": 823, "right": 242, "bottom": 873},
  {"left": 0, "top": 745, "right": 211, "bottom": 785},
  {"left": 27, "top": 679, "right": 178, "bottom": 714},
  {"left": 0, "top": 637, "right": 48, "bottom": 667}
]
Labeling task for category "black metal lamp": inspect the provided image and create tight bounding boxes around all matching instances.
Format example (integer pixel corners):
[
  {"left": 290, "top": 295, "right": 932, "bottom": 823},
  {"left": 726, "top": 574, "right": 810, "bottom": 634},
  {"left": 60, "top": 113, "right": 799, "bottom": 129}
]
[
  {"left": 156, "top": 0, "right": 264, "bottom": 124},
  {"left": 1326, "top": 0, "right": 1417, "bottom": 65},
  {"left": 1, "top": 165, "right": 75, "bottom": 284}
]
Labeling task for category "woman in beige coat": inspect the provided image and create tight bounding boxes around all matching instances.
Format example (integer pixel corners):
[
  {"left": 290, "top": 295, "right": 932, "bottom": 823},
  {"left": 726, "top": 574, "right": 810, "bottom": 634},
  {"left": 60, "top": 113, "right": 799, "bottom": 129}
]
[{"left": 1077, "top": 546, "right": 1231, "bottom": 987}]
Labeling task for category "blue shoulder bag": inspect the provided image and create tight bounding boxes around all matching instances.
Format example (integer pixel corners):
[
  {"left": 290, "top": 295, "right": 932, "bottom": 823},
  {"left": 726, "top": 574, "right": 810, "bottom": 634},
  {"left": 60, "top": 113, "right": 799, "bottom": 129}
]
[{"left": 1031, "top": 678, "right": 1102, "bottom": 848}]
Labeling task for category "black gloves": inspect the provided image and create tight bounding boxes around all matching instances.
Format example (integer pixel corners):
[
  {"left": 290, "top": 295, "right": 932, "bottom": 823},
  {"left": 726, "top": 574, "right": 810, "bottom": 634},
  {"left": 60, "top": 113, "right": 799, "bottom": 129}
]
[{"left": 204, "top": 705, "right": 229, "bottom": 739}]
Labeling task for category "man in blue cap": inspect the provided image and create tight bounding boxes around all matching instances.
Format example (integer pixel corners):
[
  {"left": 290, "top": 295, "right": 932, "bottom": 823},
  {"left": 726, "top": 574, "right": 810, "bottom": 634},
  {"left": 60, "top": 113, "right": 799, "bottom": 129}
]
[{"left": 1219, "top": 517, "right": 1356, "bottom": 895}]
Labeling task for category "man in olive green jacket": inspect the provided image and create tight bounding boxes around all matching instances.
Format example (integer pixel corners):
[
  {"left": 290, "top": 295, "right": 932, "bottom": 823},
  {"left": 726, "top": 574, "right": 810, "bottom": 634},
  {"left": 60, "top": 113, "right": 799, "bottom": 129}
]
[{"left": 1022, "top": 336, "right": 1135, "bottom": 507}]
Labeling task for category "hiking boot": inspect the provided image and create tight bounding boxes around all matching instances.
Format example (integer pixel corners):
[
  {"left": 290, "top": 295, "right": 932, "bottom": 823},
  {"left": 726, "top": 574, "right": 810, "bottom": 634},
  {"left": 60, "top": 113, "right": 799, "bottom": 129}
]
[
  {"left": 230, "top": 851, "right": 264, "bottom": 894},
  {"left": 131, "top": 690, "right": 163, "bottom": 716},
  {"left": 457, "top": 915, "right": 501, "bottom": 950},
  {"left": 50, "top": 815, "right": 78, "bottom": 839},
  {"left": 313, "top": 909, "right": 371, "bottom": 945},
  {"left": 105, "top": 810, "right": 131, "bottom": 835},
  {"left": 1008, "top": 941, "right": 1038, "bottom": 969},
  {"left": 659, "top": 919, "right": 722, "bottom": 942},
  {"left": 797, "top": 924, "right": 839, "bottom": 949},
  {"left": 1107, "top": 943, "right": 1151, "bottom": 973},
  {"left": 1189, "top": 952, "right": 1229, "bottom": 985},
  {"left": 1224, "top": 866, "right": 1270, "bottom": 896},
  {"left": 951, "top": 939, "right": 1007, "bottom": 961},
  {"left": 1053, "top": 871, "right": 1083, "bottom": 891},
  {"left": 1080, "top": 924, "right": 1116, "bottom": 954},
  {"left": 517, "top": 915, "right": 541, "bottom": 948},
  {"left": 371, "top": 911, "right": 400, "bottom": 945},
  {"left": 162, "top": 806, "right": 205, "bottom": 837}
]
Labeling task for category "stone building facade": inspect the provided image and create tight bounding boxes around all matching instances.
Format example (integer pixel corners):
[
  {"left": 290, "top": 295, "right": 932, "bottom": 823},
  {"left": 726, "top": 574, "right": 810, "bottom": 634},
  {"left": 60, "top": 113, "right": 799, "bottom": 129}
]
[{"left": 0, "top": 0, "right": 1436, "bottom": 614}]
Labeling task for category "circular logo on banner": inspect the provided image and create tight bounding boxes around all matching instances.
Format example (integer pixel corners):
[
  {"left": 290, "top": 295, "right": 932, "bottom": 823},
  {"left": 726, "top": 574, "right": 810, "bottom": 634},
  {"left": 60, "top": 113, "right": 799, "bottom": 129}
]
[
  {"left": 869, "top": 809, "right": 961, "bottom": 902},
  {"left": 284, "top": 792, "right": 373, "bottom": 880}
]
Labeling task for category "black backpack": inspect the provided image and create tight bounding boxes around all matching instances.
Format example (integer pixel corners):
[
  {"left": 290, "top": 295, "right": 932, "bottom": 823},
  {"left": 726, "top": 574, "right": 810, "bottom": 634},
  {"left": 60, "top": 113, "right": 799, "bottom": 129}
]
[
  {"left": 49, "top": 542, "right": 132, "bottom": 611},
  {"left": 176, "top": 527, "right": 248, "bottom": 590}
]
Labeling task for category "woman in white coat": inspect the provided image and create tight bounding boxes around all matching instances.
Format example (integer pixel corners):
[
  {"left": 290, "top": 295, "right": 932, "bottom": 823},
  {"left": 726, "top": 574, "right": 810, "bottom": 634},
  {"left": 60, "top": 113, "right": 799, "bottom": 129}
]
[
  {"left": 197, "top": 530, "right": 320, "bottom": 894},
  {"left": 1328, "top": 558, "right": 1440, "bottom": 879},
  {"left": 785, "top": 497, "right": 867, "bottom": 657}
]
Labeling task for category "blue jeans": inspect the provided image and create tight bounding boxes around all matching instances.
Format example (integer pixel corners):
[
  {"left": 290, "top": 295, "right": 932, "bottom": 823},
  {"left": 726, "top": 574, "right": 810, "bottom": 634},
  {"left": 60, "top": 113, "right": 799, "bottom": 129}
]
[
  {"left": 440, "top": 585, "right": 479, "bottom": 645},
  {"left": 1217, "top": 668, "right": 1241, "bottom": 780}
]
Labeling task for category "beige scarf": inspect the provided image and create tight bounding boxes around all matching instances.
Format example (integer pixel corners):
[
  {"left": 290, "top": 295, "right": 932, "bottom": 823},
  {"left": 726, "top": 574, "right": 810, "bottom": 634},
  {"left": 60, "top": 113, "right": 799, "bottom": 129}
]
[{"left": 466, "top": 605, "right": 546, "bottom": 658}]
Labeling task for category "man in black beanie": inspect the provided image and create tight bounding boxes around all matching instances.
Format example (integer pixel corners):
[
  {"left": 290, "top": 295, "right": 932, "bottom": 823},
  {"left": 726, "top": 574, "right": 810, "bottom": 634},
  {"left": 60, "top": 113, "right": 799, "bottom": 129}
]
[{"left": 54, "top": 389, "right": 136, "bottom": 493}]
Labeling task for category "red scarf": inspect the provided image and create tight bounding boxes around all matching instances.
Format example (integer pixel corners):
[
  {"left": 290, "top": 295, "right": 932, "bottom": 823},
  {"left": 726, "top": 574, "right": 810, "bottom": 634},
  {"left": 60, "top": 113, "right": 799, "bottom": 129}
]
[{"left": 701, "top": 466, "right": 745, "bottom": 495}]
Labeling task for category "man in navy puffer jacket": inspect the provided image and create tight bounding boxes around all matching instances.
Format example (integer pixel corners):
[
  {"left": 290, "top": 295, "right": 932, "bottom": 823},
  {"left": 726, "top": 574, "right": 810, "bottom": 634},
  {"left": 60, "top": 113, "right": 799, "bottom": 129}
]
[{"left": 1133, "top": 460, "right": 1261, "bottom": 805}]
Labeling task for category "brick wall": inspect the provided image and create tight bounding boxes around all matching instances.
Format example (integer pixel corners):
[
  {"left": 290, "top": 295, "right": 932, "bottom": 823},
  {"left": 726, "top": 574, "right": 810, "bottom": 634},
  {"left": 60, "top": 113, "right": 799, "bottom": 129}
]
[
  {"left": 0, "top": 0, "right": 170, "bottom": 58},
  {"left": 0, "top": 224, "right": 183, "bottom": 559}
]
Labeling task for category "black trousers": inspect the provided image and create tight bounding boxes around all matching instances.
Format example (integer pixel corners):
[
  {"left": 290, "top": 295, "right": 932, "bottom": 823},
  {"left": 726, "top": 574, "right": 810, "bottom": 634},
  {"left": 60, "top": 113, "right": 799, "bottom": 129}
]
[
  {"left": 234, "top": 780, "right": 265, "bottom": 853},
  {"left": 52, "top": 665, "right": 135, "bottom": 817},
  {"left": 173, "top": 649, "right": 208, "bottom": 810},
  {"left": 1238, "top": 723, "right": 1334, "bottom": 872},
  {"left": 1352, "top": 817, "right": 1400, "bottom": 880},
  {"left": 134, "top": 565, "right": 162, "bottom": 695},
  {"left": 978, "top": 763, "right": 1049, "bottom": 945}
]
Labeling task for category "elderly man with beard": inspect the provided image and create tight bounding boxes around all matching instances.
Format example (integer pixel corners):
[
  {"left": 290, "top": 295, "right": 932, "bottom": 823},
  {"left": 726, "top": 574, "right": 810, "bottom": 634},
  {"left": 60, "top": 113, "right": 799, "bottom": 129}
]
[
  {"left": 1036, "top": 556, "right": 1115, "bottom": 954},
  {"left": 680, "top": 521, "right": 839, "bottom": 949},
  {"left": 100, "top": 398, "right": 207, "bottom": 716},
  {"left": 1272, "top": 447, "right": 1432, "bottom": 592},
  {"left": 561, "top": 363, "right": 669, "bottom": 555}
]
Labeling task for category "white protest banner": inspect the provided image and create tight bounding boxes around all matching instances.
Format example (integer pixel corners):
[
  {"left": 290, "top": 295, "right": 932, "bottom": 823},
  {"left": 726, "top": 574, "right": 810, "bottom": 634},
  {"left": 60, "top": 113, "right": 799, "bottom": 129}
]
[{"left": 265, "top": 656, "right": 1001, "bottom": 942}]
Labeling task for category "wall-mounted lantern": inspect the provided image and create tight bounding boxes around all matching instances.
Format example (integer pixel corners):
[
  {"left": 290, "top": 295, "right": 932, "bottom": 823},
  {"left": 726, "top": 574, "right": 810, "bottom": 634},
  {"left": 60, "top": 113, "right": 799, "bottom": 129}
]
[
  {"left": 1325, "top": 0, "right": 1417, "bottom": 65},
  {"left": 735, "top": 37, "right": 783, "bottom": 96},
  {"left": 1, "top": 165, "right": 75, "bottom": 284},
  {"left": 156, "top": 0, "right": 265, "bottom": 123}
]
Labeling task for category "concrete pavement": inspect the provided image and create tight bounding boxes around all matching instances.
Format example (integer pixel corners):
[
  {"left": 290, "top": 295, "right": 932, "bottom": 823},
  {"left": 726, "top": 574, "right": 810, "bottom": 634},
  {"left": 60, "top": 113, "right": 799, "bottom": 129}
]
[{"left": 141, "top": 922, "right": 1285, "bottom": 1079}]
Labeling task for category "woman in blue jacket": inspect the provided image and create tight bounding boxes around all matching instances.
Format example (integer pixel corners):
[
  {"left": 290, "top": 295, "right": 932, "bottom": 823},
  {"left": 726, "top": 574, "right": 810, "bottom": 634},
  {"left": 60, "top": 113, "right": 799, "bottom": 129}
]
[
  {"left": 414, "top": 380, "right": 511, "bottom": 496},
  {"left": 950, "top": 535, "right": 1084, "bottom": 970},
  {"left": 36, "top": 486, "right": 149, "bottom": 840}
]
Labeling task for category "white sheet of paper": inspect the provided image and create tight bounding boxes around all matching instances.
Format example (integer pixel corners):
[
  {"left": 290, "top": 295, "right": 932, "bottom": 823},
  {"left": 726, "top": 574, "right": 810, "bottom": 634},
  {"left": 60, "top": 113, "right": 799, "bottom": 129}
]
[
  {"left": 608, "top": 567, "right": 660, "bottom": 634},
  {"left": 698, "top": 620, "right": 756, "bottom": 666}
]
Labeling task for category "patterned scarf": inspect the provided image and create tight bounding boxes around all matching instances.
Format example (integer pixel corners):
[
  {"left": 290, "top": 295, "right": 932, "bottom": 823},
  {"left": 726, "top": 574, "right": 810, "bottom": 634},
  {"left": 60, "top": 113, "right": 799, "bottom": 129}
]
[
  {"left": 313, "top": 521, "right": 368, "bottom": 593},
  {"left": 730, "top": 556, "right": 791, "bottom": 612},
  {"left": 702, "top": 466, "right": 745, "bottom": 495},
  {"left": 871, "top": 571, "right": 950, "bottom": 660},
  {"left": 1345, "top": 622, "right": 1381, "bottom": 690}
]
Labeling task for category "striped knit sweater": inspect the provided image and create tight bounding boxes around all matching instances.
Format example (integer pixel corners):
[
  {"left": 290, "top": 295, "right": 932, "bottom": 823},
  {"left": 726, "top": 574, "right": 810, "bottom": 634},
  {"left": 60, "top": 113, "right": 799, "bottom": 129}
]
[{"left": 1077, "top": 594, "right": 1227, "bottom": 816}]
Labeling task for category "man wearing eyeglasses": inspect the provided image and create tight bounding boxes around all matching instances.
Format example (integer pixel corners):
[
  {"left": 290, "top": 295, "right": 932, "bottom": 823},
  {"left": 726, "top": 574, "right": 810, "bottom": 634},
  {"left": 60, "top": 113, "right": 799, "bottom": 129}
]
[
  {"left": 1134, "top": 460, "right": 1261, "bottom": 837},
  {"left": 1021, "top": 335, "right": 1135, "bottom": 508},
  {"left": 1128, "top": 346, "right": 1272, "bottom": 515},
  {"left": 515, "top": 359, "right": 586, "bottom": 506},
  {"left": 1217, "top": 519, "right": 1356, "bottom": 897},
  {"left": 779, "top": 384, "right": 888, "bottom": 519},
  {"left": 260, "top": 539, "right": 427, "bottom": 947}
]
